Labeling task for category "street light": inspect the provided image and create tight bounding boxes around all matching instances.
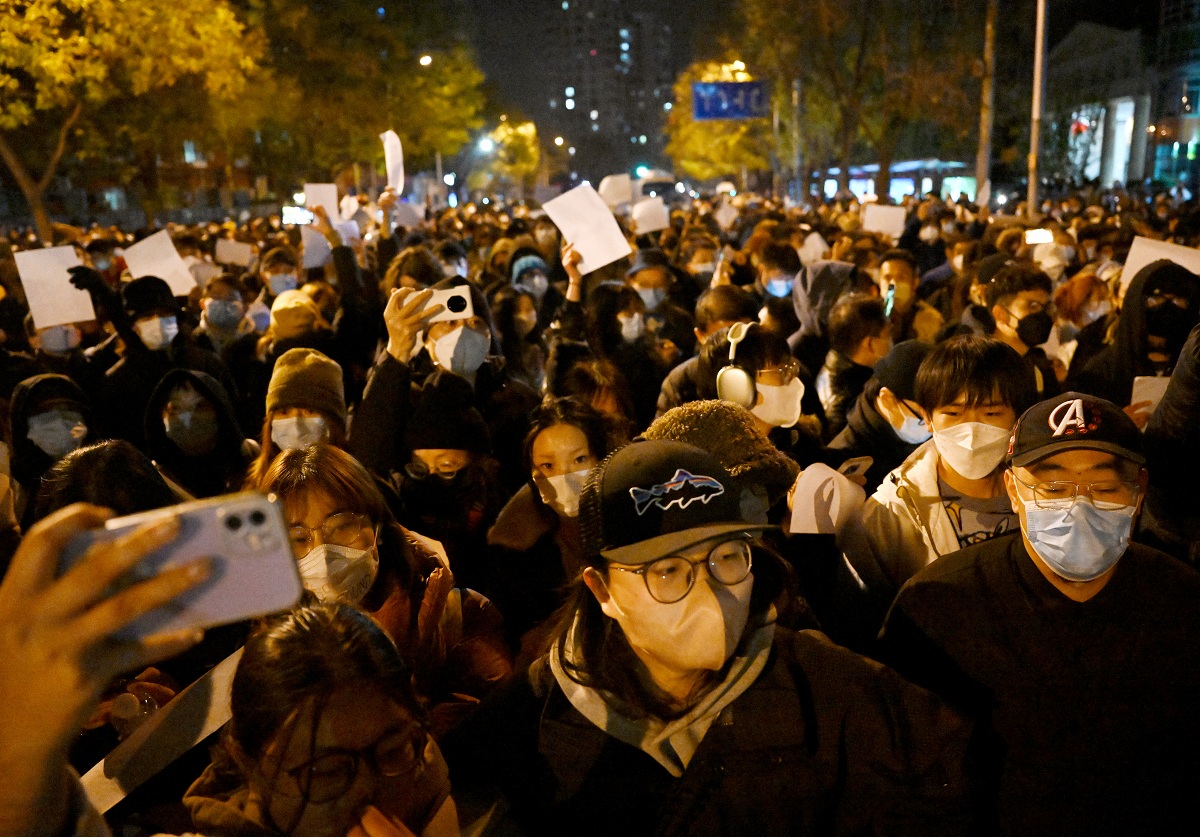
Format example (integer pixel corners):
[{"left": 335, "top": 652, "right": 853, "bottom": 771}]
[
  {"left": 419, "top": 54, "right": 432, "bottom": 66},
  {"left": 554, "top": 136, "right": 564, "bottom": 147},
  {"left": 478, "top": 137, "right": 495, "bottom": 153}
]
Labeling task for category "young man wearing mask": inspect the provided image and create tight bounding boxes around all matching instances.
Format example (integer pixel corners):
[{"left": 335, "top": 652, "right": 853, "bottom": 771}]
[
  {"left": 846, "top": 335, "right": 1037, "bottom": 620},
  {"left": 625, "top": 248, "right": 696, "bottom": 358},
  {"left": 986, "top": 264, "right": 1060, "bottom": 399},
  {"left": 877, "top": 249, "right": 944, "bottom": 344},
  {"left": 829, "top": 339, "right": 933, "bottom": 494},
  {"left": 878, "top": 392, "right": 1200, "bottom": 836}
]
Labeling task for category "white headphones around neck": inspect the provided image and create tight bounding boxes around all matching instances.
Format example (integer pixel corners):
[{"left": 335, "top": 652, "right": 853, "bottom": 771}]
[{"left": 715, "top": 322, "right": 757, "bottom": 408}]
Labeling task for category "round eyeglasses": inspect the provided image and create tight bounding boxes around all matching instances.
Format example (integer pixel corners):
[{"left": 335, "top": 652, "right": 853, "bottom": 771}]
[
  {"left": 277, "top": 725, "right": 428, "bottom": 803},
  {"left": 609, "top": 538, "right": 753, "bottom": 604},
  {"left": 1011, "top": 473, "right": 1138, "bottom": 510},
  {"left": 288, "top": 511, "right": 374, "bottom": 556}
]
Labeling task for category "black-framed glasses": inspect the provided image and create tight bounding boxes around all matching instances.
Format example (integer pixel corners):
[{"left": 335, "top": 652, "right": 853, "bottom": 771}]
[
  {"left": 609, "top": 538, "right": 753, "bottom": 604},
  {"left": 1011, "top": 472, "right": 1138, "bottom": 510},
  {"left": 898, "top": 399, "right": 925, "bottom": 423},
  {"left": 288, "top": 511, "right": 373, "bottom": 555},
  {"left": 278, "top": 726, "right": 428, "bottom": 804}
]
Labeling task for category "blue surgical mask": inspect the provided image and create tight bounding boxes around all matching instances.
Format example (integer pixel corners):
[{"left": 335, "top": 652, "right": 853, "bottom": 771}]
[
  {"left": 1022, "top": 498, "right": 1135, "bottom": 582},
  {"left": 766, "top": 277, "right": 793, "bottom": 298},
  {"left": 205, "top": 299, "right": 244, "bottom": 330},
  {"left": 895, "top": 413, "right": 932, "bottom": 445},
  {"left": 267, "top": 272, "right": 298, "bottom": 296},
  {"left": 635, "top": 287, "right": 666, "bottom": 311}
]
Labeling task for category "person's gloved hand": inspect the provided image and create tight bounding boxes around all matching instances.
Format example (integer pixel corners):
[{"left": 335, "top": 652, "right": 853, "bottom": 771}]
[{"left": 67, "top": 264, "right": 107, "bottom": 293}]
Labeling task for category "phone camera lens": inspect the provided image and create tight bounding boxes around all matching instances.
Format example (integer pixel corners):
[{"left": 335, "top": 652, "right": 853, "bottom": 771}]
[
  {"left": 249, "top": 510, "right": 266, "bottom": 526},
  {"left": 447, "top": 295, "right": 467, "bottom": 313},
  {"left": 226, "top": 516, "right": 243, "bottom": 531}
]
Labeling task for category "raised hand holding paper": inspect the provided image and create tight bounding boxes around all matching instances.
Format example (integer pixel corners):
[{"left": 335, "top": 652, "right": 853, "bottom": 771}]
[
  {"left": 303, "top": 183, "right": 340, "bottom": 222},
  {"left": 123, "top": 230, "right": 196, "bottom": 295},
  {"left": 1118, "top": 236, "right": 1200, "bottom": 297},
  {"left": 15, "top": 246, "right": 94, "bottom": 329},
  {"left": 381, "top": 130, "right": 405, "bottom": 194},
  {"left": 543, "top": 183, "right": 633, "bottom": 275}
]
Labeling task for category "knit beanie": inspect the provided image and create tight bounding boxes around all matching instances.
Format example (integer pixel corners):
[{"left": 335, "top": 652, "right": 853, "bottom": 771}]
[
  {"left": 404, "top": 371, "right": 491, "bottom": 454},
  {"left": 871, "top": 339, "right": 931, "bottom": 403},
  {"left": 266, "top": 348, "right": 346, "bottom": 422},
  {"left": 511, "top": 254, "right": 549, "bottom": 283},
  {"left": 270, "top": 289, "right": 323, "bottom": 341},
  {"left": 644, "top": 399, "right": 800, "bottom": 504}
]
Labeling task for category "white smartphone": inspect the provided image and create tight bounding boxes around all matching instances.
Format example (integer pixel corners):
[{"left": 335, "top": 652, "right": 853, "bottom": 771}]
[
  {"left": 425, "top": 286, "right": 474, "bottom": 323},
  {"left": 282, "top": 205, "right": 315, "bottom": 226},
  {"left": 838, "top": 456, "right": 874, "bottom": 478},
  {"left": 60, "top": 492, "right": 303, "bottom": 640}
]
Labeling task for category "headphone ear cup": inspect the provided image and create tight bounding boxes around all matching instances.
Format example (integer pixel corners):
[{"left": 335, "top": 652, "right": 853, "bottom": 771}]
[{"left": 716, "top": 365, "right": 756, "bottom": 409}]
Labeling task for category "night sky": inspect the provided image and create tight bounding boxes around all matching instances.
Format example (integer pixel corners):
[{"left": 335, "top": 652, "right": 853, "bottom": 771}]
[{"left": 463, "top": 0, "right": 1157, "bottom": 121}]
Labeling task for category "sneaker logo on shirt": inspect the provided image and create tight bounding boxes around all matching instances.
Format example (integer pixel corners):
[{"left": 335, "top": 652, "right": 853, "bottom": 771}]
[{"left": 629, "top": 469, "right": 725, "bottom": 515}]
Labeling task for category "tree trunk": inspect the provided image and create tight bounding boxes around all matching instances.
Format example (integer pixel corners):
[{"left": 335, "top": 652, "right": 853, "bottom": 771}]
[
  {"left": 837, "top": 118, "right": 855, "bottom": 190},
  {"left": 876, "top": 134, "right": 896, "bottom": 202},
  {"left": 975, "top": 0, "right": 997, "bottom": 203},
  {"left": 0, "top": 103, "right": 83, "bottom": 243}
]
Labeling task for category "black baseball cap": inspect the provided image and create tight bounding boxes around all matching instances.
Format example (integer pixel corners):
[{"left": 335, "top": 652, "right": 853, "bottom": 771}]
[
  {"left": 872, "top": 340, "right": 931, "bottom": 403},
  {"left": 579, "top": 440, "right": 775, "bottom": 565},
  {"left": 1007, "top": 391, "right": 1145, "bottom": 468}
]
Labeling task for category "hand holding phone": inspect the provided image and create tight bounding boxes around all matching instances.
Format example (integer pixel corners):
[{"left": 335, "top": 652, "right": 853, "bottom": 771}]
[{"left": 60, "top": 492, "right": 302, "bottom": 640}]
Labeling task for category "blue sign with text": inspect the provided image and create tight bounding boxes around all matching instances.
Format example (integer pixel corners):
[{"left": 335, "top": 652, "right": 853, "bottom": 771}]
[{"left": 691, "top": 81, "right": 771, "bottom": 121}]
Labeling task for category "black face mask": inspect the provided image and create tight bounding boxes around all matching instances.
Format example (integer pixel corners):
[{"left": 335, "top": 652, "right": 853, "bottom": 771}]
[
  {"left": 1014, "top": 310, "right": 1053, "bottom": 348},
  {"left": 1144, "top": 301, "right": 1198, "bottom": 360}
]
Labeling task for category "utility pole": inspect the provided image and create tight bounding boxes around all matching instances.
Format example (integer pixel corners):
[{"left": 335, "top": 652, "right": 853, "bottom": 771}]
[
  {"left": 1027, "top": 0, "right": 1047, "bottom": 220},
  {"left": 975, "top": 0, "right": 997, "bottom": 206}
]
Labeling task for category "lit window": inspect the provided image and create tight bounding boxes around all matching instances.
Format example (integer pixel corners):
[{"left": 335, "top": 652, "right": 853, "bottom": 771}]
[
  {"left": 592, "top": 124, "right": 599, "bottom": 132},
  {"left": 639, "top": 135, "right": 647, "bottom": 144},
  {"left": 565, "top": 86, "right": 575, "bottom": 96},
  {"left": 589, "top": 109, "right": 599, "bottom": 120},
  {"left": 663, "top": 102, "right": 672, "bottom": 111},
  {"left": 565, "top": 98, "right": 575, "bottom": 110},
  {"left": 562, "top": 1, "right": 568, "bottom": 8}
]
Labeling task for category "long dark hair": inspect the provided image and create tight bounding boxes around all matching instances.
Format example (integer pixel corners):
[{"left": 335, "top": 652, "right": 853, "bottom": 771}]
[
  {"left": 522, "top": 397, "right": 613, "bottom": 490},
  {"left": 584, "top": 281, "right": 643, "bottom": 358},
  {"left": 551, "top": 538, "right": 792, "bottom": 720}
]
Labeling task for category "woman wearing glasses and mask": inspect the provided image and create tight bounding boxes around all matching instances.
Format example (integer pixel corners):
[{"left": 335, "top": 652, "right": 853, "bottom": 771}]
[
  {"left": 443, "top": 440, "right": 972, "bottom": 836},
  {"left": 187, "top": 603, "right": 458, "bottom": 836},
  {"left": 259, "top": 444, "right": 512, "bottom": 736}
]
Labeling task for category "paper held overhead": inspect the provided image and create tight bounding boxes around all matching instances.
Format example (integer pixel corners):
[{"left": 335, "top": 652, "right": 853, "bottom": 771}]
[
  {"left": 390, "top": 202, "right": 423, "bottom": 229},
  {"left": 861, "top": 204, "right": 907, "bottom": 241},
  {"left": 543, "top": 183, "right": 633, "bottom": 275},
  {"left": 15, "top": 246, "right": 95, "bottom": 329},
  {"left": 339, "top": 193, "right": 360, "bottom": 222},
  {"left": 303, "top": 183, "right": 340, "bottom": 222},
  {"left": 381, "top": 130, "right": 405, "bottom": 194},
  {"left": 1118, "top": 236, "right": 1200, "bottom": 297},
  {"left": 597, "top": 173, "right": 633, "bottom": 208},
  {"left": 632, "top": 196, "right": 670, "bottom": 235},
  {"left": 214, "top": 238, "right": 255, "bottom": 267},
  {"left": 123, "top": 230, "right": 196, "bottom": 295},
  {"left": 300, "top": 225, "right": 332, "bottom": 269}
]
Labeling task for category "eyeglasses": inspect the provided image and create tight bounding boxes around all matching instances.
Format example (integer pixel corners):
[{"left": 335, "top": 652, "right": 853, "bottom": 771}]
[
  {"left": 288, "top": 511, "right": 374, "bottom": 555},
  {"left": 898, "top": 400, "right": 925, "bottom": 422},
  {"left": 278, "top": 726, "right": 427, "bottom": 804},
  {"left": 1011, "top": 472, "right": 1138, "bottom": 510},
  {"left": 609, "top": 538, "right": 753, "bottom": 604},
  {"left": 756, "top": 358, "right": 800, "bottom": 386}
]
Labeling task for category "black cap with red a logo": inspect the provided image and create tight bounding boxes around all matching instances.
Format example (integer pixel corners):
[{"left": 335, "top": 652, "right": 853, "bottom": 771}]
[{"left": 1007, "top": 391, "right": 1145, "bottom": 468}]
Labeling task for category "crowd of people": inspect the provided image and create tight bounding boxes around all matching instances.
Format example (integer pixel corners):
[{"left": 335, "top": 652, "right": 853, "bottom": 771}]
[{"left": 1, "top": 179, "right": 1199, "bottom": 836}]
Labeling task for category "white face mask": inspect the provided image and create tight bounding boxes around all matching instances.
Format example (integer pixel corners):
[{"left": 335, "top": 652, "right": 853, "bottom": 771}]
[
  {"left": 534, "top": 468, "right": 590, "bottom": 518},
  {"left": 26, "top": 410, "right": 87, "bottom": 459},
  {"left": 271, "top": 415, "right": 330, "bottom": 450},
  {"left": 918, "top": 224, "right": 940, "bottom": 244},
  {"left": 518, "top": 272, "right": 549, "bottom": 303},
  {"left": 932, "top": 421, "right": 1012, "bottom": 480},
  {"left": 134, "top": 316, "right": 178, "bottom": 351},
  {"left": 636, "top": 287, "right": 666, "bottom": 311},
  {"left": 618, "top": 311, "right": 644, "bottom": 342},
  {"left": 267, "top": 272, "right": 298, "bottom": 296},
  {"left": 751, "top": 378, "right": 804, "bottom": 428},
  {"left": 950, "top": 254, "right": 966, "bottom": 274},
  {"left": 599, "top": 571, "right": 753, "bottom": 672},
  {"left": 431, "top": 326, "right": 490, "bottom": 376},
  {"left": 297, "top": 543, "right": 379, "bottom": 603}
]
